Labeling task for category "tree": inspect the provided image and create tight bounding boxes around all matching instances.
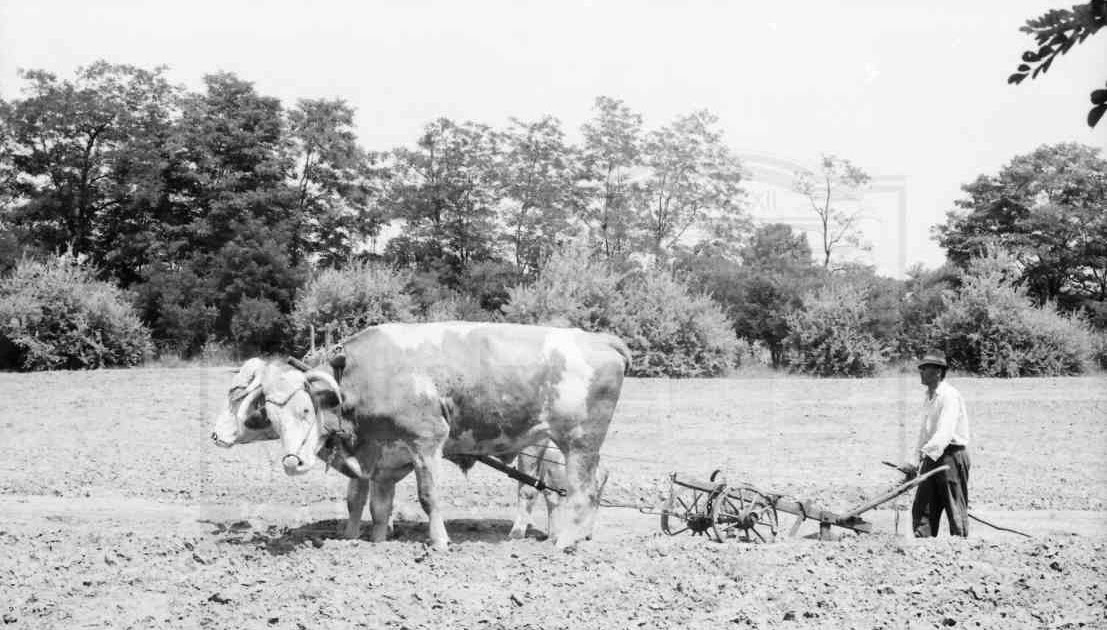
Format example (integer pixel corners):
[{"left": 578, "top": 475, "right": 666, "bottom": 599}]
[
  {"left": 384, "top": 118, "right": 502, "bottom": 283},
  {"left": 578, "top": 96, "right": 643, "bottom": 260},
  {"left": 1007, "top": 1, "right": 1107, "bottom": 127},
  {"left": 639, "top": 110, "right": 748, "bottom": 257},
  {"left": 288, "top": 98, "right": 384, "bottom": 266},
  {"left": 134, "top": 72, "right": 304, "bottom": 354},
  {"left": 897, "top": 262, "right": 960, "bottom": 358},
  {"left": 935, "top": 142, "right": 1107, "bottom": 309},
  {"left": 678, "top": 223, "right": 814, "bottom": 368},
  {"left": 793, "top": 154, "right": 871, "bottom": 269},
  {"left": 0, "top": 61, "right": 180, "bottom": 276},
  {"left": 497, "top": 116, "right": 579, "bottom": 278}
]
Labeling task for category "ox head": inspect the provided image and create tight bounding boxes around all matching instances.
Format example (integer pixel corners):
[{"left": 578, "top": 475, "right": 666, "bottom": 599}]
[
  {"left": 211, "top": 358, "right": 280, "bottom": 447},
  {"left": 256, "top": 368, "right": 343, "bottom": 475},
  {"left": 212, "top": 359, "right": 346, "bottom": 476}
]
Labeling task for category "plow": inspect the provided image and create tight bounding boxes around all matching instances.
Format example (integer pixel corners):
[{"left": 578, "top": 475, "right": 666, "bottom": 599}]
[
  {"left": 478, "top": 454, "right": 950, "bottom": 543},
  {"left": 653, "top": 465, "right": 948, "bottom": 542}
]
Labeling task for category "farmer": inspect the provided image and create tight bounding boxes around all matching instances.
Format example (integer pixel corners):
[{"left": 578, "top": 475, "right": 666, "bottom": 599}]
[{"left": 909, "top": 349, "right": 971, "bottom": 537}]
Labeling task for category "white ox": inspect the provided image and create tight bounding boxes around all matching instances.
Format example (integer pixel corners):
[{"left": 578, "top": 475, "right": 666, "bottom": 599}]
[{"left": 212, "top": 321, "right": 629, "bottom": 550}]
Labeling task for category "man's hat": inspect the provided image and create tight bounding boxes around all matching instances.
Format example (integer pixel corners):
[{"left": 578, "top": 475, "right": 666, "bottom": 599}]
[{"left": 917, "top": 350, "right": 948, "bottom": 369}]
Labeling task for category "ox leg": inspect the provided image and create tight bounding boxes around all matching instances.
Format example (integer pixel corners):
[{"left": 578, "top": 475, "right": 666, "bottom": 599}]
[
  {"left": 553, "top": 448, "right": 602, "bottom": 549},
  {"left": 369, "top": 477, "right": 397, "bottom": 543},
  {"left": 543, "top": 487, "right": 563, "bottom": 540},
  {"left": 510, "top": 481, "right": 540, "bottom": 540},
  {"left": 344, "top": 477, "right": 371, "bottom": 540},
  {"left": 509, "top": 447, "right": 543, "bottom": 540},
  {"left": 412, "top": 441, "right": 449, "bottom": 551}
]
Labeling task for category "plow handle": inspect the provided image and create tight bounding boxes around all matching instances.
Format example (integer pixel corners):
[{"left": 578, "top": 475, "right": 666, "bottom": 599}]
[{"left": 839, "top": 465, "right": 950, "bottom": 521}]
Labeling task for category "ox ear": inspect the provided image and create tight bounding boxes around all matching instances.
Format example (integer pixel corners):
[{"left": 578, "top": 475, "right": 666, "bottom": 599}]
[{"left": 305, "top": 370, "right": 343, "bottom": 410}]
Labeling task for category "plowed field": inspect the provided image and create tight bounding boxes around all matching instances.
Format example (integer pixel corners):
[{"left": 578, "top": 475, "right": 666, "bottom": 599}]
[{"left": 1, "top": 369, "right": 1104, "bottom": 628}]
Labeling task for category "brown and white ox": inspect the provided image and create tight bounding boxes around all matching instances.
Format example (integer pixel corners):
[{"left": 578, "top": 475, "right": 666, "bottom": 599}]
[{"left": 211, "top": 321, "right": 630, "bottom": 550}]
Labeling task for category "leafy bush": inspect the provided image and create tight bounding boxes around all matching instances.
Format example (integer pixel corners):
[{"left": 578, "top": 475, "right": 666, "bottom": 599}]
[
  {"left": 422, "top": 293, "right": 500, "bottom": 323},
  {"left": 230, "top": 297, "right": 286, "bottom": 354},
  {"left": 1092, "top": 332, "right": 1107, "bottom": 371},
  {"left": 291, "top": 261, "right": 417, "bottom": 348},
  {"left": 504, "top": 245, "right": 739, "bottom": 377},
  {"left": 785, "top": 283, "right": 889, "bottom": 377},
  {"left": 0, "top": 255, "right": 152, "bottom": 370},
  {"left": 608, "top": 269, "right": 739, "bottom": 377},
  {"left": 133, "top": 263, "right": 219, "bottom": 357},
  {"left": 931, "top": 249, "right": 1094, "bottom": 376},
  {"left": 501, "top": 242, "right": 622, "bottom": 331}
]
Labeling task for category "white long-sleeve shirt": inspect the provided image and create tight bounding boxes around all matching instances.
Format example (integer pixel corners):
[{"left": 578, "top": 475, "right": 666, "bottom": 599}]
[{"left": 916, "top": 380, "right": 971, "bottom": 462}]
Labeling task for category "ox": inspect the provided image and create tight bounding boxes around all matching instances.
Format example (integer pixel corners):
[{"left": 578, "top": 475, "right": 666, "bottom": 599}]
[
  {"left": 509, "top": 440, "right": 609, "bottom": 540},
  {"left": 212, "top": 321, "right": 629, "bottom": 550}
]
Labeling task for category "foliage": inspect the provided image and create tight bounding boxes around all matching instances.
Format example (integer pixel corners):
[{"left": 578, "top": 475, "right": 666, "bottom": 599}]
[
  {"left": 578, "top": 97, "right": 644, "bottom": 260},
  {"left": 290, "top": 260, "right": 417, "bottom": 349},
  {"left": 793, "top": 154, "right": 872, "bottom": 269},
  {"left": 785, "top": 283, "right": 889, "bottom": 377},
  {"left": 230, "top": 297, "right": 286, "bottom": 355},
  {"left": 421, "top": 293, "right": 498, "bottom": 323},
  {"left": 639, "top": 110, "right": 748, "bottom": 255},
  {"left": 935, "top": 143, "right": 1107, "bottom": 310},
  {"left": 678, "top": 223, "right": 815, "bottom": 368},
  {"left": 832, "top": 264, "right": 906, "bottom": 350},
  {"left": 608, "top": 267, "right": 739, "bottom": 377},
  {"left": 288, "top": 98, "right": 385, "bottom": 266},
  {"left": 501, "top": 241, "right": 623, "bottom": 331},
  {"left": 1092, "top": 330, "right": 1107, "bottom": 370},
  {"left": 897, "top": 263, "right": 960, "bottom": 359},
  {"left": 498, "top": 116, "right": 580, "bottom": 278},
  {"left": 1007, "top": 0, "right": 1107, "bottom": 127},
  {"left": 504, "top": 244, "right": 738, "bottom": 377},
  {"left": 132, "top": 262, "right": 218, "bottom": 357},
  {"left": 1, "top": 63, "right": 386, "bottom": 356},
  {"left": 1, "top": 62, "right": 181, "bottom": 283},
  {"left": 931, "top": 248, "right": 1094, "bottom": 376},
  {"left": 0, "top": 254, "right": 152, "bottom": 370},
  {"left": 384, "top": 118, "right": 501, "bottom": 278},
  {"left": 458, "top": 260, "right": 521, "bottom": 313}
]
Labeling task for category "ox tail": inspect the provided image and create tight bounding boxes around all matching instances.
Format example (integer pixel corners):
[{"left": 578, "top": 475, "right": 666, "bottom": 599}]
[{"left": 604, "top": 333, "right": 633, "bottom": 373}]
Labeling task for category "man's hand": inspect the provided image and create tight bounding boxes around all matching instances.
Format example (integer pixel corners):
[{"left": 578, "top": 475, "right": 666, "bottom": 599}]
[{"left": 896, "top": 461, "right": 918, "bottom": 480}]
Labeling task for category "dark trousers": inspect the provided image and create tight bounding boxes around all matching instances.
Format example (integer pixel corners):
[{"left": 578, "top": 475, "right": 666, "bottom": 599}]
[{"left": 912, "top": 445, "right": 970, "bottom": 537}]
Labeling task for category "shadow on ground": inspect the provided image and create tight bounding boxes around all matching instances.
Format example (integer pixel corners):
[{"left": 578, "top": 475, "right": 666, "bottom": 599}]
[{"left": 201, "top": 517, "right": 542, "bottom": 554}]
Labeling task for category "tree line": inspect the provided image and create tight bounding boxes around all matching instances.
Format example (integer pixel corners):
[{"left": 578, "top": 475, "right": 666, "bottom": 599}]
[{"left": 1, "top": 61, "right": 1104, "bottom": 375}]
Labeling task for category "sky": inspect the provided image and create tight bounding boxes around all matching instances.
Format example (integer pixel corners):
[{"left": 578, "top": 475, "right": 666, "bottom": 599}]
[{"left": 1, "top": 0, "right": 1104, "bottom": 277}]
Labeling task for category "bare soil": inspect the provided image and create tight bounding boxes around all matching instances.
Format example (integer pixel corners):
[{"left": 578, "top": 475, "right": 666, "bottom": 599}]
[{"left": 0, "top": 368, "right": 1104, "bottom": 629}]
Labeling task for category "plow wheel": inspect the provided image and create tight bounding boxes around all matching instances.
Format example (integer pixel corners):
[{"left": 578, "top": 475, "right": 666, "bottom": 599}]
[
  {"left": 661, "top": 478, "right": 722, "bottom": 536},
  {"left": 710, "top": 485, "right": 779, "bottom": 543}
]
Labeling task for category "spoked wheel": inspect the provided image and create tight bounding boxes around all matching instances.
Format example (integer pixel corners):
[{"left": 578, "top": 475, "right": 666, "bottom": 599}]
[
  {"left": 710, "top": 485, "right": 780, "bottom": 543},
  {"left": 661, "top": 476, "right": 718, "bottom": 536}
]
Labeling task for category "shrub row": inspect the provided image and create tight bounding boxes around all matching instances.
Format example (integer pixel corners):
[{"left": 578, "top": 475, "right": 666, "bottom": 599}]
[{"left": 1, "top": 247, "right": 1101, "bottom": 377}]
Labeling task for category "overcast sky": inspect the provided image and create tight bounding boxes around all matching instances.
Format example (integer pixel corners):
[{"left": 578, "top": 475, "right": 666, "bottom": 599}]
[{"left": 2, "top": 0, "right": 1104, "bottom": 276}]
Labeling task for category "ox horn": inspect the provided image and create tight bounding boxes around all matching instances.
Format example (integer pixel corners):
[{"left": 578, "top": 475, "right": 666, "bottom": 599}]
[
  {"left": 305, "top": 369, "right": 343, "bottom": 407},
  {"left": 236, "top": 375, "right": 264, "bottom": 424}
]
